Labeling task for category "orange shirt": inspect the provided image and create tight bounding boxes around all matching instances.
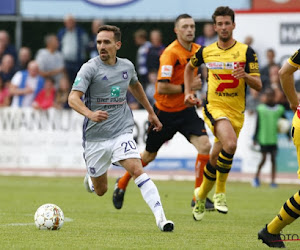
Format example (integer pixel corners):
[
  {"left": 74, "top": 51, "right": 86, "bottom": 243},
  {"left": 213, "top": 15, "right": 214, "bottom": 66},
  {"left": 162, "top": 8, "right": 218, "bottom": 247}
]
[{"left": 154, "top": 40, "right": 200, "bottom": 112}]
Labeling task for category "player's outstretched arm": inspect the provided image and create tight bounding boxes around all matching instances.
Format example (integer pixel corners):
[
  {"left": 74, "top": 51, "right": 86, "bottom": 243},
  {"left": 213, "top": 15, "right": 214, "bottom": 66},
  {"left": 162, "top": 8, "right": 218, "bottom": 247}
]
[
  {"left": 279, "top": 61, "right": 299, "bottom": 112},
  {"left": 68, "top": 90, "right": 108, "bottom": 122}
]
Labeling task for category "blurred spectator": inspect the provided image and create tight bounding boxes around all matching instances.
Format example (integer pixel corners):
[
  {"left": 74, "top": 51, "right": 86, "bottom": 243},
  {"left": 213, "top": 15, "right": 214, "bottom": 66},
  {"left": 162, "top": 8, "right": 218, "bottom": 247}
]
[
  {"left": 35, "top": 34, "right": 65, "bottom": 89},
  {"left": 252, "top": 88, "right": 286, "bottom": 188},
  {"left": 195, "top": 23, "right": 217, "bottom": 46},
  {"left": 15, "top": 47, "right": 32, "bottom": 71},
  {"left": 0, "top": 40, "right": 5, "bottom": 62},
  {"left": 244, "top": 35, "right": 254, "bottom": 46},
  {"left": 32, "top": 77, "right": 56, "bottom": 110},
  {"left": 87, "top": 19, "right": 103, "bottom": 59},
  {"left": 0, "top": 75, "right": 10, "bottom": 107},
  {"left": 134, "top": 29, "right": 151, "bottom": 88},
  {"left": 269, "top": 64, "right": 289, "bottom": 109},
  {"left": 146, "top": 29, "right": 165, "bottom": 72},
  {"left": 54, "top": 76, "right": 70, "bottom": 109},
  {"left": 145, "top": 69, "right": 157, "bottom": 107},
  {"left": 260, "top": 48, "right": 280, "bottom": 90},
  {"left": 57, "top": 14, "right": 89, "bottom": 84},
  {"left": 0, "top": 30, "right": 17, "bottom": 62},
  {"left": 10, "top": 60, "right": 44, "bottom": 107},
  {"left": 0, "top": 54, "right": 16, "bottom": 85}
]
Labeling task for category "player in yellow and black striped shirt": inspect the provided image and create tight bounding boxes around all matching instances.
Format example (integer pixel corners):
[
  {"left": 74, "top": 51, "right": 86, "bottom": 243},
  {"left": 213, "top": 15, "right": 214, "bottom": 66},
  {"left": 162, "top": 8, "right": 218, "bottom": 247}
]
[
  {"left": 258, "top": 49, "right": 300, "bottom": 248},
  {"left": 184, "top": 6, "right": 262, "bottom": 221}
]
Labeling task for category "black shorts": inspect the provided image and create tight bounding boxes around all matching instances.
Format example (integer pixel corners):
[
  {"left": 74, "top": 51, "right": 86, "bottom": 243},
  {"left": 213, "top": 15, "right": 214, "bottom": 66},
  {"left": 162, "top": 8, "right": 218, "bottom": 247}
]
[
  {"left": 145, "top": 105, "right": 207, "bottom": 153},
  {"left": 260, "top": 145, "right": 277, "bottom": 153}
]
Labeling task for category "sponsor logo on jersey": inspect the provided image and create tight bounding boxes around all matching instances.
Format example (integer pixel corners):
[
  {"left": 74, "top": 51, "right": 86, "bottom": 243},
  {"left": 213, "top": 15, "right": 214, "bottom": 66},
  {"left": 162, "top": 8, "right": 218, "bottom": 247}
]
[
  {"left": 84, "top": 0, "right": 139, "bottom": 7},
  {"left": 215, "top": 92, "right": 238, "bottom": 97},
  {"left": 206, "top": 62, "right": 224, "bottom": 69},
  {"left": 161, "top": 65, "right": 173, "bottom": 77},
  {"left": 122, "top": 71, "right": 128, "bottom": 79},
  {"left": 73, "top": 77, "right": 81, "bottom": 86},
  {"left": 111, "top": 86, "right": 120, "bottom": 97},
  {"left": 225, "top": 62, "right": 234, "bottom": 69}
]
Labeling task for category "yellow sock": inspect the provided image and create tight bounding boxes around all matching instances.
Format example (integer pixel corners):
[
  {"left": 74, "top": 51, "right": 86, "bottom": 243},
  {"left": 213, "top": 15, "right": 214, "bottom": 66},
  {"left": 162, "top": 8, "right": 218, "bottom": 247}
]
[
  {"left": 268, "top": 191, "right": 300, "bottom": 234},
  {"left": 197, "top": 161, "right": 216, "bottom": 200},
  {"left": 215, "top": 150, "right": 234, "bottom": 194}
]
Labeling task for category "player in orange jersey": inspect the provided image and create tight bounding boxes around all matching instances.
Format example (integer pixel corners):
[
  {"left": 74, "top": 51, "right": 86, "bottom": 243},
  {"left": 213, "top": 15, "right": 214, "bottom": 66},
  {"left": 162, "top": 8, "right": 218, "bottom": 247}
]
[{"left": 113, "top": 14, "right": 213, "bottom": 210}]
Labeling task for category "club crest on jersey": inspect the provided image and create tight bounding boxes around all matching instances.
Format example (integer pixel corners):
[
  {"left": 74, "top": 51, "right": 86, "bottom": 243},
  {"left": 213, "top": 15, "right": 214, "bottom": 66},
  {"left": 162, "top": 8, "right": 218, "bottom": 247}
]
[
  {"left": 111, "top": 86, "right": 120, "bottom": 97},
  {"left": 122, "top": 71, "right": 128, "bottom": 79}
]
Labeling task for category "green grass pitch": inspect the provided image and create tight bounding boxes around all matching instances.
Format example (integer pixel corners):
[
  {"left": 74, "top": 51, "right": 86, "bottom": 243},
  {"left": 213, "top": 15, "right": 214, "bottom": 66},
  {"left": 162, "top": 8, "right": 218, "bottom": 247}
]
[{"left": 0, "top": 175, "right": 300, "bottom": 249}]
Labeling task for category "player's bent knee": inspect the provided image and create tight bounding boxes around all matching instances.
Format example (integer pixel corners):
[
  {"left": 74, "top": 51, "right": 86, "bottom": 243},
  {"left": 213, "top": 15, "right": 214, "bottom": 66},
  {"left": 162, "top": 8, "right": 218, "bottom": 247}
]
[
  {"left": 94, "top": 185, "right": 108, "bottom": 196},
  {"left": 203, "top": 140, "right": 212, "bottom": 151},
  {"left": 131, "top": 168, "right": 144, "bottom": 179},
  {"left": 224, "top": 140, "right": 237, "bottom": 154}
]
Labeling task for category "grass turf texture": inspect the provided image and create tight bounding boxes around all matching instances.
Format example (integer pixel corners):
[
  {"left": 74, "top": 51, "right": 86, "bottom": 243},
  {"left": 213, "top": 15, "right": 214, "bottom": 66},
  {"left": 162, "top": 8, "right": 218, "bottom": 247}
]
[{"left": 0, "top": 175, "right": 300, "bottom": 249}]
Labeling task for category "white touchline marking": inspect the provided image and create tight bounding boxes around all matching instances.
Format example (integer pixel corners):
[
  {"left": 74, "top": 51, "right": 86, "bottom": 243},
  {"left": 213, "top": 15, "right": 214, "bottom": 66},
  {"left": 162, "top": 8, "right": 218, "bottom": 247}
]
[{"left": 0, "top": 217, "right": 73, "bottom": 226}]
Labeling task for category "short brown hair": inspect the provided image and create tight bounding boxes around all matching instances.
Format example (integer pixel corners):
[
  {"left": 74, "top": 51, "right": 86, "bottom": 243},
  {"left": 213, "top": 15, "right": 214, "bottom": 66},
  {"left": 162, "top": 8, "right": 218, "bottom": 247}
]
[
  {"left": 98, "top": 25, "right": 121, "bottom": 42},
  {"left": 175, "top": 14, "right": 192, "bottom": 26},
  {"left": 212, "top": 6, "right": 235, "bottom": 23}
]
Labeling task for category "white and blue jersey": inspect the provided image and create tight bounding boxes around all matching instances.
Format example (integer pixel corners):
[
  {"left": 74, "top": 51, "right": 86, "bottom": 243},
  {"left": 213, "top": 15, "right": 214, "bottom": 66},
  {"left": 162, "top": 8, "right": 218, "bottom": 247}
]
[{"left": 72, "top": 56, "right": 138, "bottom": 141}]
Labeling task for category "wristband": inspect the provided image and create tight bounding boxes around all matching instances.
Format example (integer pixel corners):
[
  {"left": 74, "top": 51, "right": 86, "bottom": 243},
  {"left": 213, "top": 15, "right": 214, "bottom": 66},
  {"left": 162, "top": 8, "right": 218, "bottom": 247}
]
[{"left": 181, "top": 84, "right": 185, "bottom": 93}]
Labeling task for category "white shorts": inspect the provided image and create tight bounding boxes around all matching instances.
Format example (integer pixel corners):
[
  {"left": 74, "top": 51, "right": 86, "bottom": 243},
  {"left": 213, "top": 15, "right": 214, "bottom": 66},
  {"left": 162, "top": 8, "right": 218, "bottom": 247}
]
[{"left": 83, "top": 133, "right": 141, "bottom": 177}]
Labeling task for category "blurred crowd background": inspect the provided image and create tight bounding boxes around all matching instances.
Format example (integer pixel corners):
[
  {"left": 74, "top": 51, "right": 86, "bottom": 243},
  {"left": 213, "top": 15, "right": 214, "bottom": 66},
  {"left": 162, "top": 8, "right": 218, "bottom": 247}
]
[{"left": 0, "top": 15, "right": 293, "bottom": 113}]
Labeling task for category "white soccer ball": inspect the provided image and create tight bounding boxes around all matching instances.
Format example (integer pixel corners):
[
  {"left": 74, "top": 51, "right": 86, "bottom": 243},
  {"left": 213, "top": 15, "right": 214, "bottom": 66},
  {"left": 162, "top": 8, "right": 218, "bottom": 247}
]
[
  {"left": 34, "top": 203, "right": 64, "bottom": 230},
  {"left": 277, "top": 118, "right": 290, "bottom": 134}
]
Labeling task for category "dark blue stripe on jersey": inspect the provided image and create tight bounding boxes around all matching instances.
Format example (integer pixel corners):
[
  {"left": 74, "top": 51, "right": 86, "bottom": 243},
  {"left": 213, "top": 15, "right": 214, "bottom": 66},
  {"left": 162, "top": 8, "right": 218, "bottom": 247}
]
[
  {"left": 82, "top": 87, "right": 91, "bottom": 141},
  {"left": 138, "top": 178, "right": 150, "bottom": 188},
  {"left": 203, "top": 100, "right": 215, "bottom": 126},
  {"left": 283, "top": 203, "right": 300, "bottom": 219}
]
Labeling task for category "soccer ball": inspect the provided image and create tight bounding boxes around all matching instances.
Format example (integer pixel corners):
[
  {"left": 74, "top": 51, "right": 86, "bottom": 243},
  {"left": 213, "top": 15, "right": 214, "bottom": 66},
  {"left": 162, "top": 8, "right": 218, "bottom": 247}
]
[
  {"left": 34, "top": 203, "right": 64, "bottom": 230},
  {"left": 277, "top": 118, "right": 290, "bottom": 134}
]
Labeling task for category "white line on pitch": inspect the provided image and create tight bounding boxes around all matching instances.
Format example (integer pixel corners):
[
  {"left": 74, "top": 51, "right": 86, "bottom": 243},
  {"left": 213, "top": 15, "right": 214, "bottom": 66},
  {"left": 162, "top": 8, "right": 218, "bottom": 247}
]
[{"left": 0, "top": 217, "right": 73, "bottom": 226}]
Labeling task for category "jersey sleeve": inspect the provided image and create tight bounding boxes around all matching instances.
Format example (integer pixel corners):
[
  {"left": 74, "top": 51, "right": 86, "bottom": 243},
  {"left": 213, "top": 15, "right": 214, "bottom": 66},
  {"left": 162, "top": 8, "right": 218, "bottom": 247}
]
[
  {"left": 288, "top": 49, "right": 300, "bottom": 68},
  {"left": 71, "top": 62, "right": 94, "bottom": 93},
  {"left": 189, "top": 46, "right": 204, "bottom": 68},
  {"left": 157, "top": 50, "right": 177, "bottom": 82},
  {"left": 245, "top": 46, "right": 260, "bottom": 75}
]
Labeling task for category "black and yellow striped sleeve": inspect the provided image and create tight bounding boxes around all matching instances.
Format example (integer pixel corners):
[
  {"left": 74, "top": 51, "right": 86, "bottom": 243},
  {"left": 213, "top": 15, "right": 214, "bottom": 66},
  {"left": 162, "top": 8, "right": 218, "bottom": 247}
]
[{"left": 189, "top": 46, "right": 205, "bottom": 68}]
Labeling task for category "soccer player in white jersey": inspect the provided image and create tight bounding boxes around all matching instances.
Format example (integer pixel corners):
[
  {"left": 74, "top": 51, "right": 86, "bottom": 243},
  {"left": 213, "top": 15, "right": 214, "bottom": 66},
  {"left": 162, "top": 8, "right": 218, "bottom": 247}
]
[{"left": 68, "top": 25, "right": 174, "bottom": 232}]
